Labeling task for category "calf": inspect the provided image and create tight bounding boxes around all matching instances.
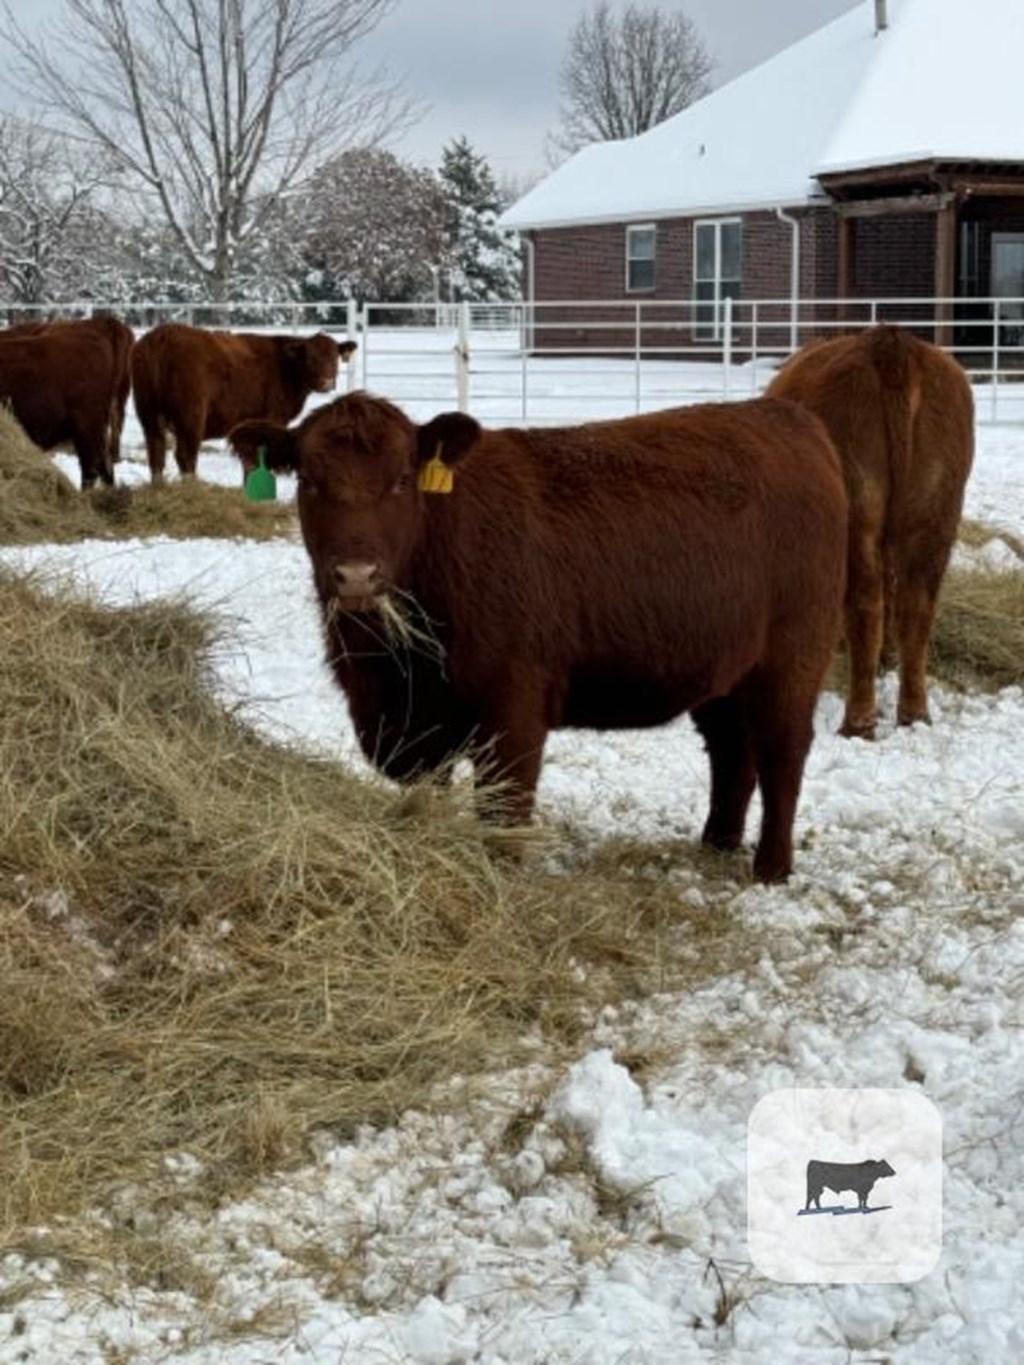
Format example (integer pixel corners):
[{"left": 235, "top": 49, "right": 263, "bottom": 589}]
[
  {"left": 230, "top": 393, "right": 848, "bottom": 882},
  {"left": 767, "top": 325, "right": 973, "bottom": 737},
  {"left": 131, "top": 322, "right": 356, "bottom": 483}
]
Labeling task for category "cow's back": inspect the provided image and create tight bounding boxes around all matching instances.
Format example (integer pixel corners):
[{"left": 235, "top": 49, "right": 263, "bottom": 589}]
[
  {"left": 133, "top": 324, "right": 297, "bottom": 439},
  {"left": 416, "top": 398, "right": 847, "bottom": 723}
]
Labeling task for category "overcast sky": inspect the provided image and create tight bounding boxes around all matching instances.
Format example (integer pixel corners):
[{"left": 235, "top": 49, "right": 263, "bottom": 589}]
[
  {"left": 359, "top": 0, "right": 858, "bottom": 183},
  {"left": 2, "top": 0, "right": 859, "bottom": 183}
]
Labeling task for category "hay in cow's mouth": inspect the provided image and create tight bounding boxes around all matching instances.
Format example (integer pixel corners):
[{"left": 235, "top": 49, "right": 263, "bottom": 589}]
[{"left": 327, "top": 589, "right": 447, "bottom": 664}]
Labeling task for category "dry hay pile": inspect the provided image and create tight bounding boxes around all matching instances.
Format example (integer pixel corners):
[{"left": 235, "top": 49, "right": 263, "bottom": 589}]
[
  {"left": 0, "top": 404, "right": 294, "bottom": 545},
  {"left": 931, "top": 567, "right": 1024, "bottom": 691},
  {"left": 928, "top": 519, "right": 1024, "bottom": 692},
  {"left": 825, "top": 520, "right": 1024, "bottom": 697},
  {"left": 0, "top": 569, "right": 703, "bottom": 1265},
  {"left": 0, "top": 404, "right": 104, "bottom": 542}
]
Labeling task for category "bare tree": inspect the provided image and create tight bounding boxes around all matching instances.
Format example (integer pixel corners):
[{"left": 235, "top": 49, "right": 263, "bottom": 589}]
[
  {"left": 0, "top": 116, "right": 117, "bottom": 305},
  {"left": 4, "top": 0, "right": 415, "bottom": 303},
  {"left": 548, "top": 1, "right": 714, "bottom": 162}
]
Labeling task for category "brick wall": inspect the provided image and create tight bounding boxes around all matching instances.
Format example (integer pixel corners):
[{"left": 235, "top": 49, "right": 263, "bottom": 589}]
[
  {"left": 524, "top": 207, "right": 945, "bottom": 353},
  {"left": 527, "top": 209, "right": 848, "bottom": 353}
]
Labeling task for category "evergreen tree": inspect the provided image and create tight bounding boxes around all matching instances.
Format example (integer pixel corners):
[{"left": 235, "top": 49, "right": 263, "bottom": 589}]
[{"left": 438, "top": 138, "right": 521, "bottom": 304}]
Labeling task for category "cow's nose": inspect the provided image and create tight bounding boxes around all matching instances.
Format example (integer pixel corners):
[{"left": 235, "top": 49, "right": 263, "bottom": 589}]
[{"left": 333, "top": 561, "right": 382, "bottom": 595}]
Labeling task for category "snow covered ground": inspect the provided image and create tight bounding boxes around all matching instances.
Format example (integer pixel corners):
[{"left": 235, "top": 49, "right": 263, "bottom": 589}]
[{"left": 0, "top": 371, "right": 1022, "bottom": 1362}]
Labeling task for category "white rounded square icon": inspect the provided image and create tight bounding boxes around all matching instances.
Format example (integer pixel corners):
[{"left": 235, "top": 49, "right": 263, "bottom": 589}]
[{"left": 748, "top": 1088, "right": 942, "bottom": 1283}]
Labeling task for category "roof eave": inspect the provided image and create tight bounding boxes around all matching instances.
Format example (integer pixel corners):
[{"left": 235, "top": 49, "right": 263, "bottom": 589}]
[{"left": 503, "top": 190, "right": 828, "bottom": 234}]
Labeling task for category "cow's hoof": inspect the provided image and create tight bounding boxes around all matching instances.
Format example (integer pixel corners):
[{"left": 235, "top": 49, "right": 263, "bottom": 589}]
[
  {"left": 839, "top": 715, "right": 876, "bottom": 740},
  {"left": 700, "top": 824, "right": 744, "bottom": 853},
  {"left": 752, "top": 853, "right": 792, "bottom": 884},
  {"left": 896, "top": 708, "right": 931, "bottom": 728}
]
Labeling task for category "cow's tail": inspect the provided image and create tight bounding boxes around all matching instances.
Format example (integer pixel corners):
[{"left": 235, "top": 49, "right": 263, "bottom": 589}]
[{"left": 869, "top": 327, "right": 920, "bottom": 654}]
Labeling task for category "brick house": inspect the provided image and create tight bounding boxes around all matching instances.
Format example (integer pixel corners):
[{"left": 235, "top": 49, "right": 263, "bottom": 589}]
[{"left": 501, "top": 0, "right": 1024, "bottom": 356}]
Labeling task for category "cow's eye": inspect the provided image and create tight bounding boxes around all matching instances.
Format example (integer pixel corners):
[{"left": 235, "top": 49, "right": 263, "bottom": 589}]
[{"left": 390, "top": 473, "right": 411, "bottom": 495}]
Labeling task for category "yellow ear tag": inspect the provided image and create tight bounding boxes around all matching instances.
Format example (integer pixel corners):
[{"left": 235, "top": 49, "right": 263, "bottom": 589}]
[{"left": 417, "top": 443, "right": 455, "bottom": 495}]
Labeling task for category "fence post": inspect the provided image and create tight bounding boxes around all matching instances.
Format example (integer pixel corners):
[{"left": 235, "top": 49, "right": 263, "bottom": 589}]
[
  {"left": 634, "top": 302, "right": 642, "bottom": 413},
  {"left": 722, "top": 295, "right": 733, "bottom": 400},
  {"left": 345, "top": 298, "right": 359, "bottom": 392},
  {"left": 991, "top": 298, "right": 1001, "bottom": 423},
  {"left": 455, "top": 300, "right": 471, "bottom": 412},
  {"left": 750, "top": 300, "right": 759, "bottom": 395}
]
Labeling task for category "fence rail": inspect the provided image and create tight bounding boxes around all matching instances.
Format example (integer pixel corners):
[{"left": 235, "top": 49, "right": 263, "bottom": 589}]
[{"left": 5, "top": 295, "right": 1024, "bottom": 423}]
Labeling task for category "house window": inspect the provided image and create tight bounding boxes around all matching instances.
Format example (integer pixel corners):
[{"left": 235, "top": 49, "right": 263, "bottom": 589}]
[
  {"left": 694, "top": 219, "right": 742, "bottom": 339},
  {"left": 626, "top": 225, "right": 656, "bottom": 292}
]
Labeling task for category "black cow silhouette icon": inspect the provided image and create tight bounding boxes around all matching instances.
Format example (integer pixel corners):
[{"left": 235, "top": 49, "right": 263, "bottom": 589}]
[{"left": 802, "top": 1158, "right": 895, "bottom": 1215}]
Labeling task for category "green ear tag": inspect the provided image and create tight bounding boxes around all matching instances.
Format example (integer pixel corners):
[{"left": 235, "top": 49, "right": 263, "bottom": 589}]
[{"left": 244, "top": 444, "right": 277, "bottom": 502}]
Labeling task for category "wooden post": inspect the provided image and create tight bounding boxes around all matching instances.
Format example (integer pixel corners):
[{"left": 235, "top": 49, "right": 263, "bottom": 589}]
[
  {"left": 836, "top": 214, "right": 855, "bottom": 333},
  {"left": 934, "top": 200, "right": 957, "bottom": 347}
]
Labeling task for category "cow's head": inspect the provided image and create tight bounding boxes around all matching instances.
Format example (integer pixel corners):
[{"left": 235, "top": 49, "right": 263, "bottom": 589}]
[
  {"left": 873, "top": 1160, "right": 896, "bottom": 1177},
  {"left": 286, "top": 333, "right": 354, "bottom": 395},
  {"left": 230, "top": 394, "right": 480, "bottom": 612}
]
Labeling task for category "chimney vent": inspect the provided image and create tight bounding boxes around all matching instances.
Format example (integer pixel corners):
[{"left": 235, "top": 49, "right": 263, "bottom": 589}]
[{"left": 875, "top": 0, "right": 888, "bottom": 31}]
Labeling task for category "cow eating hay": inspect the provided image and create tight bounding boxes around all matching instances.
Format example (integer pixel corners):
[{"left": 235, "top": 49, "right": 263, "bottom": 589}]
[{"left": 231, "top": 393, "right": 848, "bottom": 882}]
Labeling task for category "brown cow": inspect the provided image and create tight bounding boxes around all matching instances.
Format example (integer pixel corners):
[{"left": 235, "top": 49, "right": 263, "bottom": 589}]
[
  {"left": 0, "top": 314, "right": 133, "bottom": 488},
  {"left": 230, "top": 393, "right": 848, "bottom": 882},
  {"left": 766, "top": 325, "right": 973, "bottom": 738},
  {"left": 2, "top": 315, "right": 134, "bottom": 466},
  {"left": 131, "top": 322, "right": 356, "bottom": 483}
]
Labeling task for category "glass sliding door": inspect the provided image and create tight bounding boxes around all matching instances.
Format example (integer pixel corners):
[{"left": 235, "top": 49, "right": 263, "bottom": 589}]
[
  {"left": 992, "top": 232, "right": 1024, "bottom": 347},
  {"left": 693, "top": 219, "right": 742, "bottom": 341}
]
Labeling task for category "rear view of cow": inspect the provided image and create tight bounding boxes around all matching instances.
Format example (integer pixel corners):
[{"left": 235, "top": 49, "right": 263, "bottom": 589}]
[
  {"left": 767, "top": 325, "right": 973, "bottom": 738},
  {"left": 131, "top": 322, "right": 356, "bottom": 483},
  {"left": 0, "top": 315, "right": 133, "bottom": 488},
  {"left": 231, "top": 393, "right": 848, "bottom": 882}
]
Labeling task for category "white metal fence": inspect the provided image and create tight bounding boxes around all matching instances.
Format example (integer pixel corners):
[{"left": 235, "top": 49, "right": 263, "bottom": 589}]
[
  {"left": 6, "top": 295, "right": 1024, "bottom": 423},
  {"left": 353, "top": 296, "right": 1024, "bottom": 424}
]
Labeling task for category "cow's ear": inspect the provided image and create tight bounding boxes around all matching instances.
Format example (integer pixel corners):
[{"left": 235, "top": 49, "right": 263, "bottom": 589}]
[
  {"left": 416, "top": 412, "right": 482, "bottom": 469},
  {"left": 337, "top": 338, "right": 358, "bottom": 360},
  {"left": 229, "top": 420, "right": 298, "bottom": 473}
]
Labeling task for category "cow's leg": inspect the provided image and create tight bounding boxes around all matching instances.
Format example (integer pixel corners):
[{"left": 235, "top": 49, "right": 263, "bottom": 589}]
[
  {"left": 109, "top": 379, "right": 129, "bottom": 464},
  {"left": 475, "top": 672, "right": 550, "bottom": 825},
  {"left": 744, "top": 680, "right": 817, "bottom": 883},
  {"left": 893, "top": 535, "right": 953, "bottom": 728},
  {"left": 143, "top": 417, "right": 169, "bottom": 486},
  {"left": 173, "top": 415, "right": 203, "bottom": 478},
  {"left": 73, "top": 423, "right": 114, "bottom": 490},
  {"left": 692, "top": 695, "right": 756, "bottom": 853},
  {"left": 842, "top": 518, "right": 887, "bottom": 739}
]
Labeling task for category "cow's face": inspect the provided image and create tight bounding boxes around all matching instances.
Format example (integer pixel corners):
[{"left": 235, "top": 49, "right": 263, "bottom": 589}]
[
  {"left": 303, "top": 333, "right": 343, "bottom": 393},
  {"left": 230, "top": 396, "right": 480, "bottom": 613},
  {"left": 874, "top": 1160, "right": 896, "bottom": 1178}
]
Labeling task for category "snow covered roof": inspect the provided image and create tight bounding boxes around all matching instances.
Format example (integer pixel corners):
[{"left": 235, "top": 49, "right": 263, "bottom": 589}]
[{"left": 502, "top": 0, "right": 1024, "bottom": 232}]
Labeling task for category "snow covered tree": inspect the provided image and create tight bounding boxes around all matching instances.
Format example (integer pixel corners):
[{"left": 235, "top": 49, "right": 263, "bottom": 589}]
[
  {"left": 299, "top": 147, "right": 448, "bottom": 303},
  {"left": 438, "top": 137, "right": 521, "bottom": 303},
  {"left": 549, "top": 1, "right": 713, "bottom": 161},
  {"left": 4, "top": 0, "right": 416, "bottom": 304},
  {"left": 0, "top": 116, "right": 118, "bottom": 305}
]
